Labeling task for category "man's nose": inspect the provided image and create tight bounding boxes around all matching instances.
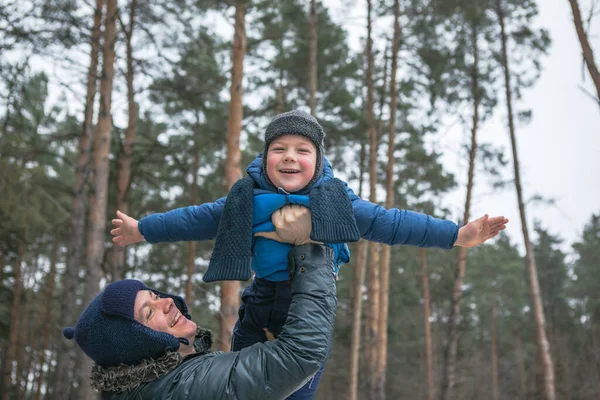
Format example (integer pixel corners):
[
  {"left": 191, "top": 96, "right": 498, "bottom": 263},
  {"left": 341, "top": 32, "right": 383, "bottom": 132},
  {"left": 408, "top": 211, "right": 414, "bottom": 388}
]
[{"left": 158, "top": 297, "right": 174, "bottom": 313}]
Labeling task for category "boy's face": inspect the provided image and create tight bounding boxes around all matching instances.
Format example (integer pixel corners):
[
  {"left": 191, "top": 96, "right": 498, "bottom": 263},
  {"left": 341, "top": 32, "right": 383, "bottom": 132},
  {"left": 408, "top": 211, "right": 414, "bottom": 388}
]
[{"left": 266, "top": 134, "right": 317, "bottom": 193}]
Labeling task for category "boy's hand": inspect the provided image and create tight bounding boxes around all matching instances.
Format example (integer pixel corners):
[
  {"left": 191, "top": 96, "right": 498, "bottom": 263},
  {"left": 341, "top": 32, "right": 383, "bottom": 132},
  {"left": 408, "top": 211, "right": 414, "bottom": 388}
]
[
  {"left": 454, "top": 214, "right": 509, "bottom": 248},
  {"left": 111, "top": 210, "right": 145, "bottom": 246},
  {"left": 254, "top": 205, "right": 320, "bottom": 246}
]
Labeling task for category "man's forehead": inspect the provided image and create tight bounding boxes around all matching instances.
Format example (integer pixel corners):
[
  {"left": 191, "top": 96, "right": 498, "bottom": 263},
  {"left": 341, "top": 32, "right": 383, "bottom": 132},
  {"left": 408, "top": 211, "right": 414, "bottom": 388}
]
[{"left": 135, "top": 289, "right": 153, "bottom": 300}]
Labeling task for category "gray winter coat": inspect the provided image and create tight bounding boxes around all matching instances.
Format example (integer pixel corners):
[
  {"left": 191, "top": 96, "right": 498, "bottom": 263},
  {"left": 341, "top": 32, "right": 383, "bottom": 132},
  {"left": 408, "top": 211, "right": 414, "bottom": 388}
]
[{"left": 94, "top": 244, "right": 337, "bottom": 400}]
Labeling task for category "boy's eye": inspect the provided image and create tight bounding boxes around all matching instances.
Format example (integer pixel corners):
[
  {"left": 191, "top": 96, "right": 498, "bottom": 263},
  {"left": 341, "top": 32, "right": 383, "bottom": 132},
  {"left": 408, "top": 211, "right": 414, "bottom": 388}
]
[{"left": 147, "top": 309, "right": 153, "bottom": 321}]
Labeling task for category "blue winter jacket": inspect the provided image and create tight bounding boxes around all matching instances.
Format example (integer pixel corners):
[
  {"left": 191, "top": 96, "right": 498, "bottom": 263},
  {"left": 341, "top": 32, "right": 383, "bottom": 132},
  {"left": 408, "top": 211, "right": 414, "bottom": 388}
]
[{"left": 138, "top": 155, "right": 459, "bottom": 280}]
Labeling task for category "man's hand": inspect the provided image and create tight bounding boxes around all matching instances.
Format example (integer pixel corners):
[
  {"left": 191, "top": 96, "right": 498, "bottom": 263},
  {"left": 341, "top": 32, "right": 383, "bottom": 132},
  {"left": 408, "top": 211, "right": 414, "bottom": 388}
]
[
  {"left": 111, "top": 210, "right": 145, "bottom": 246},
  {"left": 263, "top": 328, "right": 276, "bottom": 341},
  {"left": 454, "top": 214, "right": 509, "bottom": 248},
  {"left": 254, "top": 205, "right": 319, "bottom": 246}
]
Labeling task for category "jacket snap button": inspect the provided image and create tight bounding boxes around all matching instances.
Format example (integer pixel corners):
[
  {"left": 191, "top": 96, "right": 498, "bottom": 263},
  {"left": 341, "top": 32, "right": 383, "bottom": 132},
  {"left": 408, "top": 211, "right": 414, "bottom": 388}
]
[
  {"left": 300, "top": 254, "right": 305, "bottom": 260},
  {"left": 300, "top": 267, "right": 307, "bottom": 273}
]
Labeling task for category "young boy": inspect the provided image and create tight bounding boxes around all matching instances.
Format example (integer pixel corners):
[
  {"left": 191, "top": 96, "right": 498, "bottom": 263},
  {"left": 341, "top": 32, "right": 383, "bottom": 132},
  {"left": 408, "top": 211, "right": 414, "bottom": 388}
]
[{"left": 112, "top": 110, "right": 508, "bottom": 400}]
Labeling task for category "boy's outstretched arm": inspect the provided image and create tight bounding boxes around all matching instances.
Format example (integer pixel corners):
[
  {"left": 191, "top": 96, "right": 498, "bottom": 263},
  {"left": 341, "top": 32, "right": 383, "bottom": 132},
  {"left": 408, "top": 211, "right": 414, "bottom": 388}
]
[
  {"left": 454, "top": 214, "right": 509, "bottom": 248},
  {"left": 111, "top": 210, "right": 145, "bottom": 246}
]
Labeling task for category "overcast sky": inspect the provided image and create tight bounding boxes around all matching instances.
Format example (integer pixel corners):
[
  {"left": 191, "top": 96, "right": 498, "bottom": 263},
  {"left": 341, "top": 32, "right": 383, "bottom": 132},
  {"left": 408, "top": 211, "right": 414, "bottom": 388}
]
[{"left": 330, "top": 0, "right": 600, "bottom": 255}]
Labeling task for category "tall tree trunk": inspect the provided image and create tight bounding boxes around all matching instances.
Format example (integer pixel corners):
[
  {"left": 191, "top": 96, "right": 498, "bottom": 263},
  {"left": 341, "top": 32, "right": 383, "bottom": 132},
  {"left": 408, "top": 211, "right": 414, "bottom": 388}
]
[
  {"left": 308, "top": 0, "right": 317, "bottom": 115},
  {"left": 43, "top": 350, "right": 58, "bottom": 399},
  {"left": 375, "top": 41, "right": 390, "bottom": 143},
  {"left": 2, "top": 239, "right": 24, "bottom": 400},
  {"left": 276, "top": 65, "right": 285, "bottom": 114},
  {"left": 53, "top": 1, "right": 103, "bottom": 397},
  {"left": 348, "top": 142, "right": 368, "bottom": 400},
  {"left": 348, "top": 240, "right": 368, "bottom": 400},
  {"left": 420, "top": 249, "right": 434, "bottom": 400},
  {"left": 491, "top": 305, "right": 499, "bottom": 400},
  {"left": 440, "top": 22, "right": 480, "bottom": 400},
  {"left": 185, "top": 141, "right": 200, "bottom": 311},
  {"left": 15, "top": 271, "right": 29, "bottom": 396},
  {"left": 357, "top": 141, "right": 366, "bottom": 201},
  {"left": 0, "top": 249, "right": 3, "bottom": 392},
  {"left": 365, "top": 1, "right": 380, "bottom": 398},
  {"left": 556, "top": 333, "right": 571, "bottom": 400},
  {"left": 0, "top": 249, "right": 4, "bottom": 285},
  {"left": 77, "top": 0, "right": 118, "bottom": 398},
  {"left": 593, "top": 324, "right": 600, "bottom": 398},
  {"left": 34, "top": 242, "right": 58, "bottom": 400},
  {"left": 515, "top": 329, "right": 527, "bottom": 400},
  {"left": 220, "top": 0, "right": 246, "bottom": 352},
  {"left": 568, "top": 0, "right": 600, "bottom": 108},
  {"left": 475, "top": 333, "right": 487, "bottom": 399},
  {"left": 496, "top": 1, "right": 555, "bottom": 398},
  {"left": 112, "top": 0, "right": 138, "bottom": 282},
  {"left": 276, "top": 38, "right": 285, "bottom": 115},
  {"left": 17, "top": 268, "right": 36, "bottom": 399},
  {"left": 375, "top": 2, "right": 400, "bottom": 399}
]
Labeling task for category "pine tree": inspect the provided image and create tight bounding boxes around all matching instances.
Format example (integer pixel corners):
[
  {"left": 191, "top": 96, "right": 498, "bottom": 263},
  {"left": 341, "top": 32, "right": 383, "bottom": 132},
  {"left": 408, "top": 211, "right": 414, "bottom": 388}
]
[
  {"left": 494, "top": 0, "right": 554, "bottom": 397},
  {"left": 568, "top": 0, "right": 600, "bottom": 109}
]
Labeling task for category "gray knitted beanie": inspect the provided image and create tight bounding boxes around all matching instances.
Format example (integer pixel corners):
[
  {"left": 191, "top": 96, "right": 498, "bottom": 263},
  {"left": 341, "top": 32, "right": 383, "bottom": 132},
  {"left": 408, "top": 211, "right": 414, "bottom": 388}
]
[{"left": 263, "top": 110, "right": 325, "bottom": 191}]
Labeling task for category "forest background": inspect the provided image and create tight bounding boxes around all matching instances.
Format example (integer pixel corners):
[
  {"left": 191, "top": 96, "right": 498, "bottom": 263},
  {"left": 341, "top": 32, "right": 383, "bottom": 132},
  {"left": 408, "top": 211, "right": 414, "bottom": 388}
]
[{"left": 1, "top": 0, "right": 599, "bottom": 399}]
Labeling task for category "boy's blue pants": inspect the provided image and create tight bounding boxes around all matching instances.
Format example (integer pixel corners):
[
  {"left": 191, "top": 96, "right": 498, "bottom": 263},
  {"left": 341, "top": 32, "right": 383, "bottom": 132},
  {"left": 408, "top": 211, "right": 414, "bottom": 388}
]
[{"left": 231, "top": 277, "right": 325, "bottom": 400}]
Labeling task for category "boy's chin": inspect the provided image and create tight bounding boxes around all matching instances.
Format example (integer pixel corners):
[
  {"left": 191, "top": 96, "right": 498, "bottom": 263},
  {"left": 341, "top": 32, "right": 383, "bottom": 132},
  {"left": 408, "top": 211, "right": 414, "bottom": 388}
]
[
  {"left": 278, "top": 182, "right": 306, "bottom": 193},
  {"left": 280, "top": 185, "right": 299, "bottom": 192}
]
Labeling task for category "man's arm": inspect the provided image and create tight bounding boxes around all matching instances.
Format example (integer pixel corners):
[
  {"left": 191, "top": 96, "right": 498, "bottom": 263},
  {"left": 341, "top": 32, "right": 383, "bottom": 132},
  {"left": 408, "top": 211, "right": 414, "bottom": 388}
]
[
  {"left": 182, "top": 206, "right": 336, "bottom": 399},
  {"left": 228, "top": 207, "right": 335, "bottom": 398},
  {"left": 225, "top": 244, "right": 336, "bottom": 398},
  {"left": 159, "top": 244, "right": 335, "bottom": 400}
]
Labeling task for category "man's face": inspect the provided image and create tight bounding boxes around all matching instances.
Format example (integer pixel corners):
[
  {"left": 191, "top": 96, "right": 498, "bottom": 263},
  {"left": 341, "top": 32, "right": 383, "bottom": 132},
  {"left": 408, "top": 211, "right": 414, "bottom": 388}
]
[
  {"left": 266, "top": 134, "right": 317, "bottom": 193},
  {"left": 134, "top": 290, "right": 197, "bottom": 354}
]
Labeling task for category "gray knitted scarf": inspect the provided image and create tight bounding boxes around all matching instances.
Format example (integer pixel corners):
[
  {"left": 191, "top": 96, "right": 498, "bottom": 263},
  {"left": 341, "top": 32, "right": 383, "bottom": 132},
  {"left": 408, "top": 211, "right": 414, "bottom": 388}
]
[{"left": 203, "top": 177, "right": 360, "bottom": 283}]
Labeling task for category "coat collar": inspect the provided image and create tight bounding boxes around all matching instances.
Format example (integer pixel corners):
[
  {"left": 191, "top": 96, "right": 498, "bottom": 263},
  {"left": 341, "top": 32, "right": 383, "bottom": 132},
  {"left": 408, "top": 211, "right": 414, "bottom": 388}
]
[{"left": 90, "top": 327, "right": 214, "bottom": 393}]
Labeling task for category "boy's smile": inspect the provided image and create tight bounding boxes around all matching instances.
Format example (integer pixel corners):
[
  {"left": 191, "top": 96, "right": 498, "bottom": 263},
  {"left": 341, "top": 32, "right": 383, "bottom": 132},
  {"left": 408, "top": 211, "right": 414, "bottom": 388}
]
[{"left": 266, "top": 135, "right": 317, "bottom": 193}]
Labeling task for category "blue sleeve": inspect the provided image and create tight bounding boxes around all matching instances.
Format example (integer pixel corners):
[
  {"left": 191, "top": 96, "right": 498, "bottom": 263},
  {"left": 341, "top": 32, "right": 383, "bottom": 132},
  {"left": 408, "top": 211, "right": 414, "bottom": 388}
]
[
  {"left": 138, "top": 197, "right": 226, "bottom": 243},
  {"left": 345, "top": 186, "right": 459, "bottom": 249}
]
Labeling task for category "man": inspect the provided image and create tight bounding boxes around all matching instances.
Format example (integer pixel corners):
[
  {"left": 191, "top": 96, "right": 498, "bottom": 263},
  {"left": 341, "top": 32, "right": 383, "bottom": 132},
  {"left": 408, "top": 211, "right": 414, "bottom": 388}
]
[{"left": 63, "top": 205, "right": 336, "bottom": 399}]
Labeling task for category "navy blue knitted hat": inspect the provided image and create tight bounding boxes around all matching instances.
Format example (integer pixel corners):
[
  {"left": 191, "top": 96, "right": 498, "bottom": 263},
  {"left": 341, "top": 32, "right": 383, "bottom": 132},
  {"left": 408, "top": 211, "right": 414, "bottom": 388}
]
[
  {"left": 63, "top": 279, "right": 191, "bottom": 367},
  {"left": 263, "top": 110, "right": 325, "bottom": 191}
]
